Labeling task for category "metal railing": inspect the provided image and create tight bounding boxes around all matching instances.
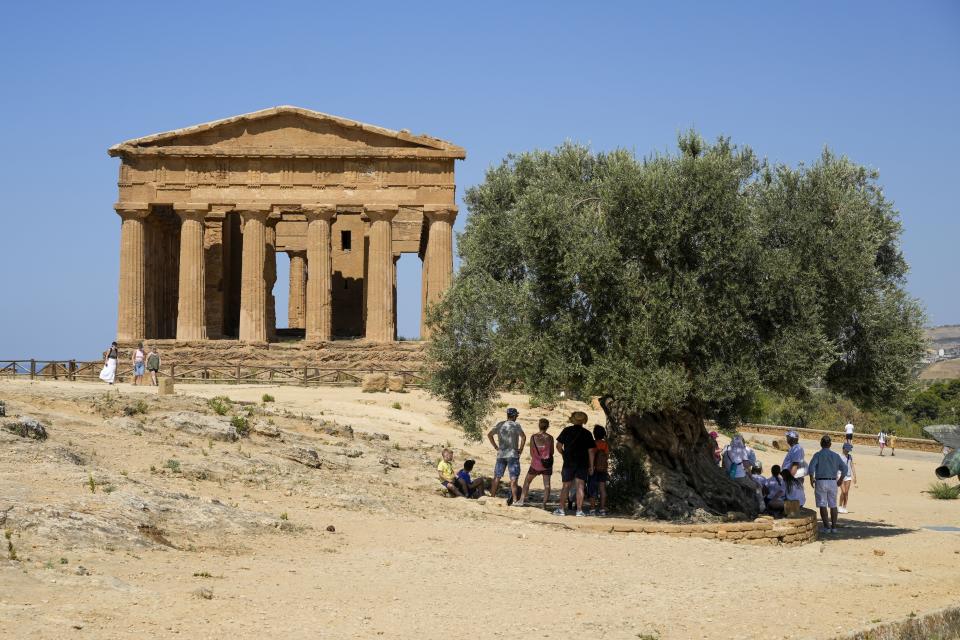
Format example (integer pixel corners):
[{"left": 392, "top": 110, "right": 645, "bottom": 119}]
[{"left": 0, "top": 359, "right": 427, "bottom": 387}]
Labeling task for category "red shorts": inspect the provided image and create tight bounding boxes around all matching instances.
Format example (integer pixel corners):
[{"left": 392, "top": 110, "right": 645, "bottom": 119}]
[{"left": 527, "top": 466, "right": 552, "bottom": 477}]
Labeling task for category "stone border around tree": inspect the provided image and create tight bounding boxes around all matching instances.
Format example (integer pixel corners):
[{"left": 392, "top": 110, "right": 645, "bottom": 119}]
[{"left": 478, "top": 499, "right": 819, "bottom": 546}]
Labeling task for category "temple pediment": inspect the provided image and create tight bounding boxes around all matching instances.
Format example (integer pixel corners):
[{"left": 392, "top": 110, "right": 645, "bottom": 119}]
[{"left": 108, "top": 106, "right": 465, "bottom": 159}]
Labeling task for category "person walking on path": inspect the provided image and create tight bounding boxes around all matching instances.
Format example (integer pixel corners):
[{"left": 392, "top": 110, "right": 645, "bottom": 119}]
[
  {"left": 146, "top": 346, "right": 161, "bottom": 386},
  {"left": 877, "top": 430, "right": 887, "bottom": 456},
  {"left": 554, "top": 411, "right": 596, "bottom": 517},
  {"left": 517, "top": 418, "right": 554, "bottom": 508},
  {"left": 844, "top": 420, "right": 855, "bottom": 443},
  {"left": 838, "top": 442, "right": 857, "bottom": 513},
  {"left": 808, "top": 435, "right": 848, "bottom": 534},
  {"left": 132, "top": 342, "right": 146, "bottom": 386},
  {"left": 487, "top": 408, "right": 526, "bottom": 504},
  {"left": 888, "top": 431, "right": 897, "bottom": 457},
  {"left": 98, "top": 342, "right": 119, "bottom": 386}
]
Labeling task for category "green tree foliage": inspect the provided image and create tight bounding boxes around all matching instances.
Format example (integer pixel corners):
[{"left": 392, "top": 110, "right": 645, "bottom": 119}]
[
  {"left": 428, "top": 135, "right": 925, "bottom": 440},
  {"left": 905, "top": 380, "right": 960, "bottom": 424}
]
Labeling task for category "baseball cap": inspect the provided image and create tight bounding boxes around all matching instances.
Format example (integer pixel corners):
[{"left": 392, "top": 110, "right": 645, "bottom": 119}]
[
  {"left": 842, "top": 442, "right": 853, "bottom": 452},
  {"left": 506, "top": 407, "right": 519, "bottom": 417},
  {"left": 709, "top": 431, "right": 719, "bottom": 439},
  {"left": 785, "top": 430, "right": 799, "bottom": 439}
]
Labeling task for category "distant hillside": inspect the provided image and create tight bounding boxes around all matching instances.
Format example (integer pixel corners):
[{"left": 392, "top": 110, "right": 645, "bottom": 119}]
[
  {"left": 919, "top": 358, "right": 960, "bottom": 380},
  {"left": 926, "top": 324, "right": 960, "bottom": 350}
]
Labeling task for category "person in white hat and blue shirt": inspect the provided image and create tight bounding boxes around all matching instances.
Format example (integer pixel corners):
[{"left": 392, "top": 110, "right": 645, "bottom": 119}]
[
  {"left": 807, "top": 435, "right": 848, "bottom": 533},
  {"left": 781, "top": 430, "right": 807, "bottom": 506}
]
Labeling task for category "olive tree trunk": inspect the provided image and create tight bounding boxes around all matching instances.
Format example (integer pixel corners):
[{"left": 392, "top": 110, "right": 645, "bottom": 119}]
[{"left": 601, "top": 396, "right": 759, "bottom": 520}]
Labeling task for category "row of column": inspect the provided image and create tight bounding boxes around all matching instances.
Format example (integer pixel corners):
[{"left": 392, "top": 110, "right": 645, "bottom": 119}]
[{"left": 116, "top": 203, "right": 456, "bottom": 343}]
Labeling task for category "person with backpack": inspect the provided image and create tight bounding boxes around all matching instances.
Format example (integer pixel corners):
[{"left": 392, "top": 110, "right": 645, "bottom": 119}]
[
  {"left": 146, "top": 346, "right": 161, "bottom": 386},
  {"left": 588, "top": 424, "right": 610, "bottom": 516},
  {"left": 517, "top": 418, "right": 554, "bottom": 509},
  {"left": 98, "top": 341, "right": 119, "bottom": 385}
]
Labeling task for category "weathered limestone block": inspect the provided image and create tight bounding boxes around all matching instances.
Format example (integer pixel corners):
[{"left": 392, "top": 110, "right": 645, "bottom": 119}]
[
  {"left": 361, "top": 373, "right": 388, "bottom": 393},
  {"left": 158, "top": 378, "right": 175, "bottom": 396},
  {"left": 387, "top": 374, "right": 405, "bottom": 392}
]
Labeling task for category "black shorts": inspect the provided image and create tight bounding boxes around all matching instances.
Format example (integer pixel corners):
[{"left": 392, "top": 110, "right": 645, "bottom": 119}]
[{"left": 561, "top": 465, "right": 589, "bottom": 483}]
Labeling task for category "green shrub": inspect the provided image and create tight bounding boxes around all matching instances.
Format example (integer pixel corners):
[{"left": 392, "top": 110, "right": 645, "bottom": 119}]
[
  {"left": 87, "top": 474, "right": 96, "bottom": 493},
  {"left": 927, "top": 482, "right": 960, "bottom": 500},
  {"left": 164, "top": 459, "right": 181, "bottom": 473},
  {"left": 231, "top": 415, "right": 250, "bottom": 437},
  {"left": 391, "top": 402, "right": 402, "bottom": 410},
  {"left": 261, "top": 393, "right": 275, "bottom": 403},
  {"left": 208, "top": 396, "right": 232, "bottom": 416},
  {"left": 123, "top": 400, "right": 149, "bottom": 416}
]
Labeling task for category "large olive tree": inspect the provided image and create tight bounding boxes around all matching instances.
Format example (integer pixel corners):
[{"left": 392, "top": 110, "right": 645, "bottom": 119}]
[{"left": 427, "top": 135, "right": 924, "bottom": 519}]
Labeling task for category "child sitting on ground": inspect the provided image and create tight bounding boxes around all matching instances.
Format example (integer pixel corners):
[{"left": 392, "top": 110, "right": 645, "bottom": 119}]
[
  {"left": 456, "top": 459, "right": 486, "bottom": 498},
  {"left": 437, "top": 448, "right": 464, "bottom": 497}
]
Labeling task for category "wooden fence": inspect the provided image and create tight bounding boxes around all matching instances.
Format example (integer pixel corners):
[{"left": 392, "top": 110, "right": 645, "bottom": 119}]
[{"left": 0, "top": 359, "right": 427, "bottom": 387}]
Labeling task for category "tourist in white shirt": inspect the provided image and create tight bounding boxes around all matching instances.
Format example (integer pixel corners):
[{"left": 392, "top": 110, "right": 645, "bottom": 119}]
[{"left": 844, "top": 420, "right": 855, "bottom": 443}]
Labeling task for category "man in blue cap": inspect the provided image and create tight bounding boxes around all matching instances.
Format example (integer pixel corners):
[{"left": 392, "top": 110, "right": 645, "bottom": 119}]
[
  {"left": 781, "top": 430, "right": 807, "bottom": 508},
  {"left": 487, "top": 407, "right": 526, "bottom": 504}
]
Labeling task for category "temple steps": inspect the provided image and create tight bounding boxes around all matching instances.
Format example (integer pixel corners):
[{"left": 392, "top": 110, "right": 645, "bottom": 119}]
[{"left": 116, "top": 339, "right": 428, "bottom": 371}]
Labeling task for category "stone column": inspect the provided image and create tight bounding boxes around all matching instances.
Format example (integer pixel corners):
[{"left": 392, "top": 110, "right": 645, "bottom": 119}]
[
  {"left": 304, "top": 205, "right": 336, "bottom": 342},
  {"left": 238, "top": 207, "right": 270, "bottom": 343},
  {"left": 115, "top": 204, "right": 149, "bottom": 341},
  {"left": 363, "top": 206, "right": 398, "bottom": 343},
  {"left": 174, "top": 204, "right": 209, "bottom": 341},
  {"left": 265, "top": 220, "right": 278, "bottom": 341},
  {"left": 287, "top": 250, "right": 307, "bottom": 329},
  {"left": 421, "top": 206, "right": 457, "bottom": 339}
]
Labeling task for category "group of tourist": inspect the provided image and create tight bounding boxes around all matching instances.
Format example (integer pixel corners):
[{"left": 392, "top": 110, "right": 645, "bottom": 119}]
[
  {"left": 98, "top": 342, "right": 162, "bottom": 386},
  {"left": 437, "top": 408, "right": 610, "bottom": 517},
  {"left": 438, "top": 407, "right": 866, "bottom": 534},
  {"left": 715, "top": 429, "right": 858, "bottom": 533}
]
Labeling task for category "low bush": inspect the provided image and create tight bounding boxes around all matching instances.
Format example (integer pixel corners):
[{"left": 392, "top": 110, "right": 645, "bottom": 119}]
[
  {"left": 927, "top": 482, "right": 960, "bottom": 500},
  {"left": 231, "top": 415, "right": 250, "bottom": 437},
  {"left": 208, "top": 396, "right": 232, "bottom": 416},
  {"left": 261, "top": 393, "right": 275, "bottom": 403}
]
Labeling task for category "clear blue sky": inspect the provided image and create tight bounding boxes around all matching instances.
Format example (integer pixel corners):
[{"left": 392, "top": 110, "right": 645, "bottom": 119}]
[{"left": 1, "top": 1, "right": 957, "bottom": 359}]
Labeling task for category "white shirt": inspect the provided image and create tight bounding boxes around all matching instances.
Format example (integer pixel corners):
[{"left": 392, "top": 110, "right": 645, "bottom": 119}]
[
  {"left": 845, "top": 423, "right": 854, "bottom": 435},
  {"left": 878, "top": 432, "right": 886, "bottom": 445},
  {"left": 765, "top": 476, "right": 786, "bottom": 502}
]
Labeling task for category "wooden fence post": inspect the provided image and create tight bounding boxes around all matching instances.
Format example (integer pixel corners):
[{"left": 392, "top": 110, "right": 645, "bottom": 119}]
[
  {"left": 235, "top": 364, "right": 241, "bottom": 382},
  {"left": 29, "top": 359, "right": 36, "bottom": 380},
  {"left": 303, "top": 366, "right": 308, "bottom": 386},
  {"left": 69, "top": 360, "right": 76, "bottom": 380},
  {"left": 170, "top": 364, "right": 176, "bottom": 382}
]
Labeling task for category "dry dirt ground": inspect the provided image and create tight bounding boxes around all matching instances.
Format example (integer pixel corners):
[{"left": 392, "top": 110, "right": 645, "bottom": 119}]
[{"left": 1, "top": 378, "right": 958, "bottom": 640}]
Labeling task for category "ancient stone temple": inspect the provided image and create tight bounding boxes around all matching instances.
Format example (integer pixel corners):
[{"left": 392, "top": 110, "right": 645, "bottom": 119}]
[{"left": 108, "top": 106, "right": 464, "bottom": 345}]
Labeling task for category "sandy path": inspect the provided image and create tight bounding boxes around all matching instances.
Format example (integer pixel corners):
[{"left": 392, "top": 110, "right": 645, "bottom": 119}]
[{"left": 0, "top": 379, "right": 958, "bottom": 639}]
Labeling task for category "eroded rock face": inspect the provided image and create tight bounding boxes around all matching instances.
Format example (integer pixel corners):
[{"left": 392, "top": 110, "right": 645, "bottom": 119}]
[
  {"left": 282, "top": 447, "right": 323, "bottom": 468},
  {"left": 3, "top": 416, "right": 48, "bottom": 441},
  {"left": 158, "top": 412, "right": 238, "bottom": 441}
]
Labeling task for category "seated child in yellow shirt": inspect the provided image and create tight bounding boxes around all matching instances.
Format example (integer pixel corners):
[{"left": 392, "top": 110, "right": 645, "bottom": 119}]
[{"left": 437, "top": 448, "right": 464, "bottom": 497}]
